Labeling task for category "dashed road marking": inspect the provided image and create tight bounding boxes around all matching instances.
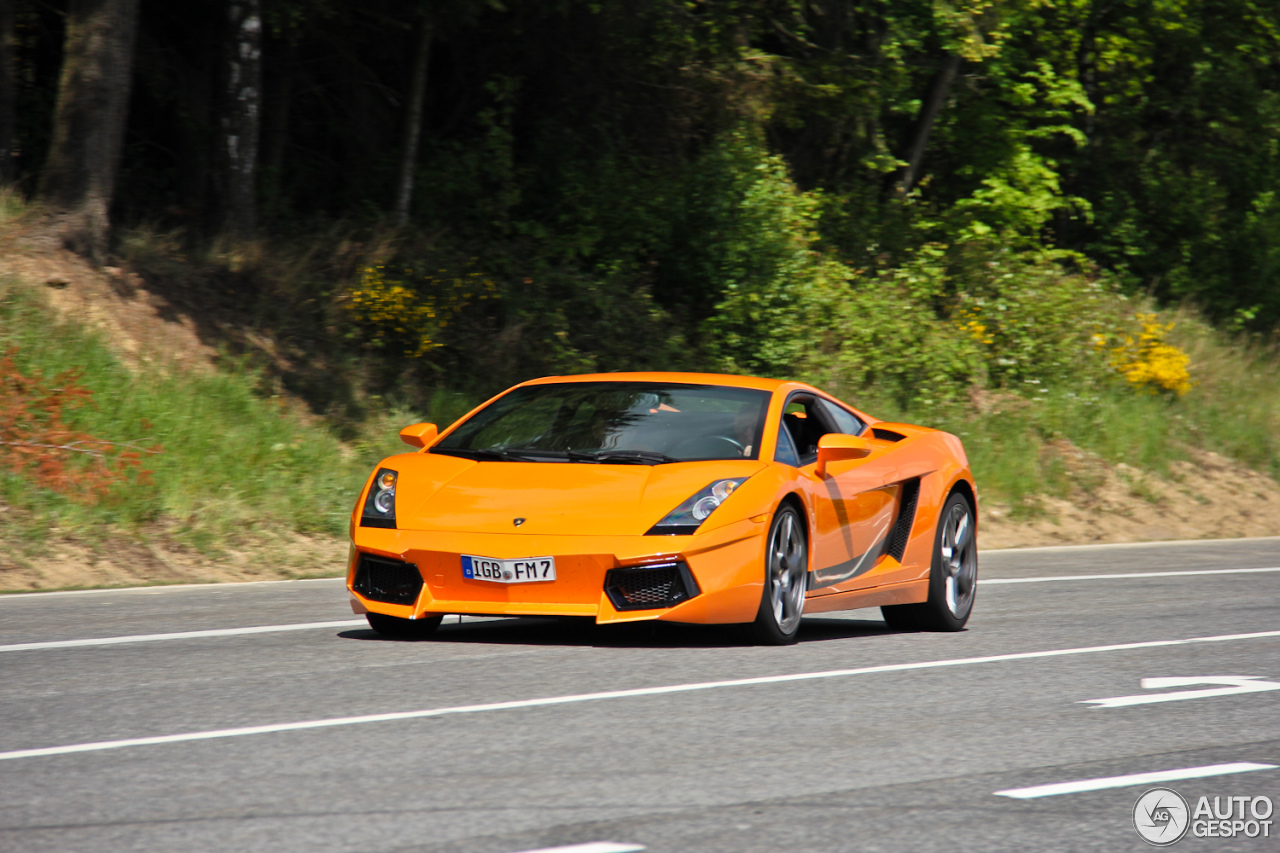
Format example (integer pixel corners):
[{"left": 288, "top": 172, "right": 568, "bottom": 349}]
[
  {"left": 511, "top": 844, "right": 645, "bottom": 853},
  {"left": 994, "top": 762, "right": 1278, "bottom": 798},
  {"left": 1080, "top": 676, "right": 1280, "bottom": 708}
]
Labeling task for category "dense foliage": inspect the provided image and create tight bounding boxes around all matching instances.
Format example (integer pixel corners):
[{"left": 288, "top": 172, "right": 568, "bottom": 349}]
[{"left": 4, "top": 1, "right": 1277, "bottom": 406}]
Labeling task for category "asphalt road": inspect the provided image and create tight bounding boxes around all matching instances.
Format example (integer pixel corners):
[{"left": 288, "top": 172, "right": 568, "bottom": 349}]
[{"left": 2, "top": 538, "right": 1279, "bottom": 852}]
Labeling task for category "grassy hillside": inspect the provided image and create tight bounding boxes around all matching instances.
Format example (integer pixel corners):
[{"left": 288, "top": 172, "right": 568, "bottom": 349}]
[{"left": 0, "top": 278, "right": 371, "bottom": 555}]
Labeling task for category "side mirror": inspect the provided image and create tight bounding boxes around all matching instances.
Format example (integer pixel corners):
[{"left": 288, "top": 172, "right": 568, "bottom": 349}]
[
  {"left": 399, "top": 422, "right": 439, "bottom": 449},
  {"left": 815, "top": 433, "right": 870, "bottom": 477}
]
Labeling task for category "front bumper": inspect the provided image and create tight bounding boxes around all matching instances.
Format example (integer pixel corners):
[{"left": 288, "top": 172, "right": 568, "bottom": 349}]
[{"left": 347, "top": 516, "right": 768, "bottom": 624}]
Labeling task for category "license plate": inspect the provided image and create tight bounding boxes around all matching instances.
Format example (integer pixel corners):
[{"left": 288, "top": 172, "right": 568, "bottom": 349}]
[{"left": 461, "top": 555, "right": 556, "bottom": 584}]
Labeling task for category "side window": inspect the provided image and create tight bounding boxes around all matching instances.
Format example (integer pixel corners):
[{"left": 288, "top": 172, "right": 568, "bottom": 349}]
[
  {"left": 818, "top": 399, "right": 865, "bottom": 436},
  {"left": 774, "top": 422, "right": 801, "bottom": 467},
  {"left": 781, "top": 396, "right": 837, "bottom": 463}
]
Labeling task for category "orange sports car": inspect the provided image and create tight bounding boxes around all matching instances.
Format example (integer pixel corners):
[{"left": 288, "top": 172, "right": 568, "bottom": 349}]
[{"left": 346, "top": 372, "right": 978, "bottom": 644}]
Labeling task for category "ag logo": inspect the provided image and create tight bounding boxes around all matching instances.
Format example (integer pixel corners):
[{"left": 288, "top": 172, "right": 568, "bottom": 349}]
[{"left": 1134, "top": 787, "right": 1190, "bottom": 846}]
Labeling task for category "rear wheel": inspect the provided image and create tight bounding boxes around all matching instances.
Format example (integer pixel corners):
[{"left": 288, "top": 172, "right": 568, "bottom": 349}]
[
  {"left": 747, "top": 505, "right": 808, "bottom": 645},
  {"left": 881, "top": 491, "right": 977, "bottom": 632},
  {"left": 366, "top": 612, "right": 443, "bottom": 639}
]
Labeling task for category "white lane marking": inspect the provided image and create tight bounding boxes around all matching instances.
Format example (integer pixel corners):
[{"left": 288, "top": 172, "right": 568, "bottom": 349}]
[
  {"left": 994, "top": 763, "right": 1278, "bottom": 798},
  {"left": 0, "top": 616, "right": 524, "bottom": 653},
  {"left": 982, "top": 535, "right": 1280, "bottom": 553},
  {"left": 981, "top": 566, "right": 1280, "bottom": 585},
  {"left": 3, "top": 628, "right": 1280, "bottom": 762},
  {"left": 0, "top": 576, "right": 344, "bottom": 599},
  {"left": 2, "top": 562, "right": 1271, "bottom": 603},
  {"left": 512, "top": 844, "right": 645, "bottom": 853},
  {"left": 1079, "top": 676, "right": 1280, "bottom": 708},
  {"left": 0, "top": 620, "right": 366, "bottom": 652},
  {"left": 15, "top": 565, "right": 1275, "bottom": 653}
]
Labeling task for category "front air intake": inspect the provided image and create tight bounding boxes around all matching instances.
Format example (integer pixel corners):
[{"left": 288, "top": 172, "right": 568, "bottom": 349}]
[
  {"left": 604, "top": 562, "right": 701, "bottom": 611},
  {"left": 352, "top": 554, "right": 423, "bottom": 605}
]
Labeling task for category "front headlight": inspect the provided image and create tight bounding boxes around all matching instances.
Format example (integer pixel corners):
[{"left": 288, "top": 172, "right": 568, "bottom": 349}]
[
  {"left": 646, "top": 478, "right": 748, "bottom": 535},
  {"left": 360, "top": 467, "right": 398, "bottom": 529}
]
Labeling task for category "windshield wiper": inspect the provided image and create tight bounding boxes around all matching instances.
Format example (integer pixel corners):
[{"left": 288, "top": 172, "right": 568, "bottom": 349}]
[
  {"left": 433, "top": 447, "right": 675, "bottom": 464},
  {"left": 567, "top": 449, "right": 678, "bottom": 465},
  {"left": 430, "top": 447, "right": 536, "bottom": 462}
]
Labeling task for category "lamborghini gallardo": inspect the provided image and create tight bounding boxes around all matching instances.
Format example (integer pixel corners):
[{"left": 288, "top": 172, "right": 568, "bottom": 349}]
[{"left": 347, "top": 373, "right": 978, "bottom": 644}]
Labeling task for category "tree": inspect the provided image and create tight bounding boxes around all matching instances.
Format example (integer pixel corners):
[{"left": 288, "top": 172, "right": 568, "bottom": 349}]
[
  {"left": 390, "top": 0, "right": 500, "bottom": 227},
  {"left": 219, "top": 0, "right": 264, "bottom": 237},
  {"left": 896, "top": 52, "right": 962, "bottom": 196},
  {"left": 37, "top": 0, "right": 140, "bottom": 263},
  {"left": 0, "top": 0, "right": 15, "bottom": 184},
  {"left": 393, "top": 10, "right": 433, "bottom": 227}
]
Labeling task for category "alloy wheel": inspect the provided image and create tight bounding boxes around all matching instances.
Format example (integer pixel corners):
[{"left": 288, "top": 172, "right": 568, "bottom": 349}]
[
  {"left": 767, "top": 510, "right": 807, "bottom": 633},
  {"left": 940, "top": 501, "right": 976, "bottom": 618}
]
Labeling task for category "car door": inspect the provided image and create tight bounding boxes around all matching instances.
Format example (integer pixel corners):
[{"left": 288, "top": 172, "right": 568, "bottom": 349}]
[
  {"left": 781, "top": 394, "right": 898, "bottom": 596},
  {"left": 813, "top": 397, "right": 902, "bottom": 594}
]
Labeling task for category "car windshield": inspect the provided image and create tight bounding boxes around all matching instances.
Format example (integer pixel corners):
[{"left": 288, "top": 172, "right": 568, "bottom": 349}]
[{"left": 433, "top": 382, "right": 770, "bottom": 463}]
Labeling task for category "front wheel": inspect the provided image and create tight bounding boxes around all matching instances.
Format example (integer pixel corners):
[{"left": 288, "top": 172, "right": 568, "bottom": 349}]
[
  {"left": 881, "top": 491, "right": 977, "bottom": 632},
  {"left": 747, "top": 505, "right": 808, "bottom": 645},
  {"left": 366, "top": 612, "right": 443, "bottom": 639}
]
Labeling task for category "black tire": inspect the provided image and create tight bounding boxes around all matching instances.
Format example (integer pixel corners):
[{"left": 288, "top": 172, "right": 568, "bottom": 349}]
[
  {"left": 881, "top": 491, "right": 977, "bottom": 632},
  {"left": 747, "top": 504, "right": 808, "bottom": 645},
  {"left": 366, "top": 612, "right": 444, "bottom": 639},
  {"left": 880, "top": 603, "right": 921, "bottom": 631}
]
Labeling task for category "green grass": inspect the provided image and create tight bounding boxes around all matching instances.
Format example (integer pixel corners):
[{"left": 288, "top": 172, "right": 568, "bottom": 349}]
[{"left": 0, "top": 280, "right": 380, "bottom": 550}]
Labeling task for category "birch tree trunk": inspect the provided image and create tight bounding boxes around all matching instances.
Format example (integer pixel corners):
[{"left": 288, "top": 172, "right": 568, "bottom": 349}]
[
  {"left": 220, "top": 0, "right": 262, "bottom": 237},
  {"left": 394, "top": 14, "right": 433, "bottom": 227},
  {"left": 0, "top": 0, "right": 15, "bottom": 183},
  {"left": 38, "top": 0, "right": 140, "bottom": 263}
]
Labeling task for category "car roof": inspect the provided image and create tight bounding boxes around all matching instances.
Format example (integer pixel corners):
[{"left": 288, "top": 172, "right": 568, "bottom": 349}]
[{"left": 519, "top": 372, "right": 796, "bottom": 393}]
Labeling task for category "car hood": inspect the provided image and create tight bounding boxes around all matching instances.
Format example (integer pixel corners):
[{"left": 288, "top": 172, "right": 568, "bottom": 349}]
[{"left": 388, "top": 452, "right": 766, "bottom": 535}]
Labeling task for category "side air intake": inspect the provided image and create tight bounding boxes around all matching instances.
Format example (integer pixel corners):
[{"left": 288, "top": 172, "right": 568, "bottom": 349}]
[
  {"left": 885, "top": 478, "right": 921, "bottom": 561},
  {"left": 872, "top": 427, "right": 906, "bottom": 442}
]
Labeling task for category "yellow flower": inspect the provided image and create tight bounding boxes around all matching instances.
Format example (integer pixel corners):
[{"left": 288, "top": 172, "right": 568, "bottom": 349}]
[
  {"left": 1106, "top": 314, "right": 1192, "bottom": 395},
  {"left": 345, "top": 263, "right": 496, "bottom": 358}
]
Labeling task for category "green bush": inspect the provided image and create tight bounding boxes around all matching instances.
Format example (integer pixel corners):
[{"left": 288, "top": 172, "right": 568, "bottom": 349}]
[
  {"left": 677, "top": 130, "right": 843, "bottom": 377},
  {"left": 809, "top": 244, "right": 981, "bottom": 408}
]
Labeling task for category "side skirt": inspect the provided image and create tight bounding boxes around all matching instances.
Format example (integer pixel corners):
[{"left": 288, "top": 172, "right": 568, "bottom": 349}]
[{"left": 803, "top": 578, "right": 929, "bottom": 613}]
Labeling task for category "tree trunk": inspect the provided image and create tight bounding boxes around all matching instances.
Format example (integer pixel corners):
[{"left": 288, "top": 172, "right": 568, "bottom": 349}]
[
  {"left": 261, "top": 31, "right": 297, "bottom": 221},
  {"left": 394, "top": 13, "right": 433, "bottom": 227},
  {"left": 1077, "top": 26, "right": 1097, "bottom": 140},
  {"left": 38, "top": 0, "right": 140, "bottom": 263},
  {"left": 896, "top": 52, "right": 962, "bottom": 197},
  {"left": 219, "top": 0, "right": 262, "bottom": 238},
  {"left": 0, "top": 0, "right": 16, "bottom": 184}
]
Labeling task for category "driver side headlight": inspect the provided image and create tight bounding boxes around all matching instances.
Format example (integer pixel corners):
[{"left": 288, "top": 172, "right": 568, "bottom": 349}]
[{"left": 646, "top": 478, "right": 748, "bottom": 535}]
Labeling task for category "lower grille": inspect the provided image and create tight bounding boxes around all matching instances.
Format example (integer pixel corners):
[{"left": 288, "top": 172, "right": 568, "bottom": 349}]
[
  {"left": 352, "top": 554, "right": 423, "bottom": 605},
  {"left": 604, "top": 562, "right": 700, "bottom": 611}
]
